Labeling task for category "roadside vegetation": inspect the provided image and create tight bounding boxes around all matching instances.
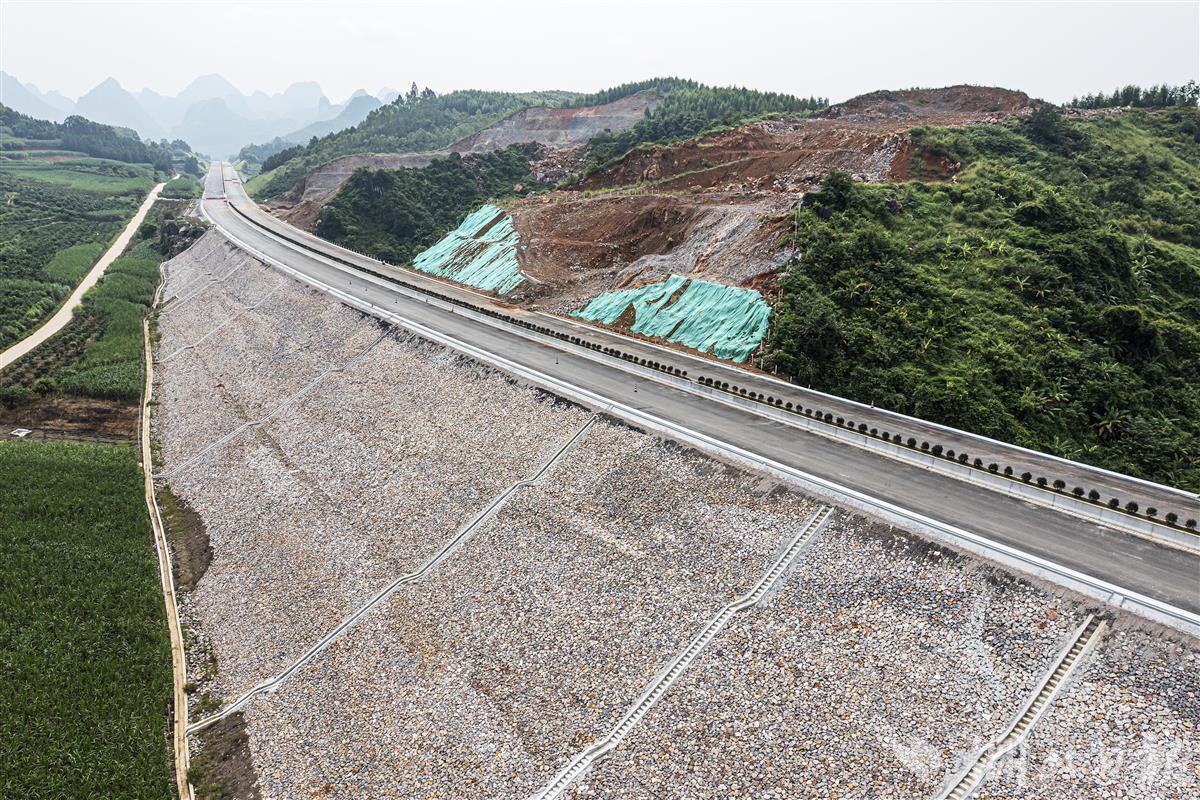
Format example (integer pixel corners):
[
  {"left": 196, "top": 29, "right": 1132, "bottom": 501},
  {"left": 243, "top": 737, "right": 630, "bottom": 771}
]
[
  {"left": 0, "top": 439, "right": 172, "bottom": 799},
  {"left": 161, "top": 173, "right": 202, "bottom": 199},
  {"left": 315, "top": 143, "right": 545, "bottom": 263},
  {"left": 0, "top": 158, "right": 153, "bottom": 349},
  {"left": 765, "top": 106, "right": 1200, "bottom": 489},
  {"left": 1, "top": 104, "right": 196, "bottom": 351}
]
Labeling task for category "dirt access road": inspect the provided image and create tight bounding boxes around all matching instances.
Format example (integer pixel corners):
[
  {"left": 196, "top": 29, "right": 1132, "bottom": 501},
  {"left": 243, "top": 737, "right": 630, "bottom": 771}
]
[{"left": 0, "top": 178, "right": 168, "bottom": 372}]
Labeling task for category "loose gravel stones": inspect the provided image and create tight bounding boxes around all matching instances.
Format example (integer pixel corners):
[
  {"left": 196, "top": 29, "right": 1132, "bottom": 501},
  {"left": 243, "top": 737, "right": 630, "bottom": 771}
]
[
  {"left": 244, "top": 420, "right": 816, "bottom": 799},
  {"left": 571, "top": 518, "right": 1080, "bottom": 799},
  {"left": 156, "top": 234, "right": 1200, "bottom": 799},
  {"left": 975, "top": 622, "right": 1200, "bottom": 799}
]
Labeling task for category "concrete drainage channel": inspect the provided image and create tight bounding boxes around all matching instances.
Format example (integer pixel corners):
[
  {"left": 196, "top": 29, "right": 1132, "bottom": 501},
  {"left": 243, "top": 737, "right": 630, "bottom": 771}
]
[
  {"left": 935, "top": 614, "right": 1108, "bottom": 800},
  {"left": 530, "top": 506, "right": 834, "bottom": 800},
  {"left": 187, "top": 411, "right": 602, "bottom": 736}
]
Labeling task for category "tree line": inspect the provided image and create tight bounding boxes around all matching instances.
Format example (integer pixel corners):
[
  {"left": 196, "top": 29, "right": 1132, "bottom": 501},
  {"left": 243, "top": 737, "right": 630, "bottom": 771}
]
[
  {"left": 1070, "top": 81, "right": 1198, "bottom": 109},
  {"left": 1, "top": 104, "right": 196, "bottom": 173}
]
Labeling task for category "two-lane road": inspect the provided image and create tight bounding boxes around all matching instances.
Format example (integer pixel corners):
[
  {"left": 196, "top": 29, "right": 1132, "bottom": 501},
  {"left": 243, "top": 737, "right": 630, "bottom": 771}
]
[{"left": 199, "top": 163, "right": 1199, "bottom": 620}]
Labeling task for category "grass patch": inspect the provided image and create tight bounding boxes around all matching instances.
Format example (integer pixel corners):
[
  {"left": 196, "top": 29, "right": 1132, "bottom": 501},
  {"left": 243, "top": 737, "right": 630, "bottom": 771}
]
[
  {"left": 0, "top": 440, "right": 172, "bottom": 799},
  {"left": 44, "top": 241, "right": 105, "bottom": 285},
  {"left": 161, "top": 174, "right": 201, "bottom": 199}
]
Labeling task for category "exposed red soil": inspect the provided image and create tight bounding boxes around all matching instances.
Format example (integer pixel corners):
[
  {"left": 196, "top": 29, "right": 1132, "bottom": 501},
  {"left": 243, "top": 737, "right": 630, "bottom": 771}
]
[{"left": 270, "top": 85, "right": 1037, "bottom": 325}]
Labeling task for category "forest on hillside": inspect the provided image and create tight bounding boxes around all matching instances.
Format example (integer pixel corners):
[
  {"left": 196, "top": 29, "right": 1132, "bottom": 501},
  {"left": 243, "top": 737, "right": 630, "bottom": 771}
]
[
  {"left": 0, "top": 105, "right": 194, "bottom": 172},
  {"left": 765, "top": 107, "right": 1200, "bottom": 489},
  {"left": 246, "top": 89, "right": 576, "bottom": 200},
  {"left": 315, "top": 144, "right": 544, "bottom": 264}
]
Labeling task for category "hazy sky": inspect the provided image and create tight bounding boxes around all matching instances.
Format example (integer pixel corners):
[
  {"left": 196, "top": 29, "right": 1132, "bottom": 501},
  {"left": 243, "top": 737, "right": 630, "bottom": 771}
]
[{"left": 2, "top": 0, "right": 1197, "bottom": 104}]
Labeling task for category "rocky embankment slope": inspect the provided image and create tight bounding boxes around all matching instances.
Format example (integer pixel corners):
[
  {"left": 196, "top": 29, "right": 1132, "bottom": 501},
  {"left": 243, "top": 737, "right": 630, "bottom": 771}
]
[{"left": 154, "top": 231, "right": 1198, "bottom": 799}]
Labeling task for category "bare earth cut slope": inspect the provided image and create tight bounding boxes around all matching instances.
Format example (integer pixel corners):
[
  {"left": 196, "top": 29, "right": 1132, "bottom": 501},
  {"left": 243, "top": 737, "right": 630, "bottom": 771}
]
[
  {"left": 153, "top": 229, "right": 1198, "bottom": 799},
  {"left": 269, "top": 90, "right": 660, "bottom": 229}
]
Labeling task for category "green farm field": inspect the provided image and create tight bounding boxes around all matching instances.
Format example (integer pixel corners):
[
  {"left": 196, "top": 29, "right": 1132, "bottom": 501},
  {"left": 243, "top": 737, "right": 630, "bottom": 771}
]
[
  {"left": 0, "top": 157, "right": 157, "bottom": 350},
  {"left": 0, "top": 440, "right": 173, "bottom": 800}
]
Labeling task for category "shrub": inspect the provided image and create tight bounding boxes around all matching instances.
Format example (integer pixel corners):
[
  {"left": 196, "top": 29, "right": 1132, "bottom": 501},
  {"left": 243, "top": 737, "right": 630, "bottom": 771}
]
[
  {"left": 1003, "top": 466, "right": 1013, "bottom": 476},
  {"left": 1072, "top": 486, "right": 1085, "bottom": 497},
  {"left": 1125, "top": 501, "right": 1139, "bottom": 513},
  {"left": 1088, "top": 489, "right": 1101, "bottom": 501},
  {"left": 920, "top": 441, "right": 930, "bottom": 450},
  {"left": 1187, "top": 519, "right": 1197, "bottom": 529},
  {"left": 974, "top": 457, "right": 984, "bottom": 468},
  {"left": 836, "top": 416, "right": 845, "bottom": 425},
  {"left": 1037, "top": 476, "right": 1048, "bottom": 487},
  {"left": 1021, "top": 472, "right": 1033, "bottom": 482},
  {"left": 1166, "top": 512, "right": 1178, "bottom": 524},
  {"left": 946, "top": 449, "right": 955, "bottom": 458},
  {"left": 1053, "top": 479, "right": 1066, "bottom": 490},
  {"left": 959, "top": 453, "right": 970, "bottom": 464},
  {"left": 931, "top": 444, "right": 943, "bottom": 456},
  {"left": 1146, "top": 507, "right": 1157, "bottom": 517},
  {"left": 988, "top": 463, "right": 999, "bottom": 473},
  {"left": 1108, "top": 497, "right": 1120, "bottom": 509},
  {"left": 907, "top": 437, "right": 917, "bottom": 447}
]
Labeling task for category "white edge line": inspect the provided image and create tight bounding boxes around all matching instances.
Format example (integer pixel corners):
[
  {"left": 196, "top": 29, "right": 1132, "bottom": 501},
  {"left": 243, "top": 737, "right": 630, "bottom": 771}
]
[{"left": 203, "top": 199, "right": 1200, "bottom": 639}]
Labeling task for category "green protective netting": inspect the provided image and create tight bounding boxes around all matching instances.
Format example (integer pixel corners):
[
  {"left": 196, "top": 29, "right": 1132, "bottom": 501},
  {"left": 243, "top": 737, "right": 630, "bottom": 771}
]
[
  {"left": 411, "top": 204, "right": 526, "bottom": 293},
  {"left": 572, "top": 275, "right": 772, "bottom": 362}
]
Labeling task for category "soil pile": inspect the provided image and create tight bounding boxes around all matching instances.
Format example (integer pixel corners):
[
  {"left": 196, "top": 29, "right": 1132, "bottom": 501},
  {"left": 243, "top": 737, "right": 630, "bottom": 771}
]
[{"left": 828, "top": 84, "right": 1038, "bottom": 119}]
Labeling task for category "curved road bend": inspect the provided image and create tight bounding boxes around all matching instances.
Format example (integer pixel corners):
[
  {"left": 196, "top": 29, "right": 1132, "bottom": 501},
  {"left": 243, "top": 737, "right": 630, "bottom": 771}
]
[
  {"left": 201, "top": 164, "right": 1200, "bottom": 615},
  {"left": 0, "top": 178, "right": 168, "bottom": 371},
  {"left": 215, "top": 166, "right": 1195, "bottom": 517}
]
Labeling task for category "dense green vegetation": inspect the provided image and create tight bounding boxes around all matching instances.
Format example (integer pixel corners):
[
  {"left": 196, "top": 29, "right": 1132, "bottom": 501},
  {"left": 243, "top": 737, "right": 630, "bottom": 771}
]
[
  {"left": 161, "top": 173, "right": 202, "bottom": 199},
  {"left": 577, "top": 78, "right": 827, "bottom": 170},
  {"left": 765, "top": 107, "right": 1200, "bottom": 489},
  {"left": 0, "top": 440, "right": 172, "bottom": 799},
  {"left": 0, "top": 157, "right": 156, "bottom": 349},
  {"left": 316, "top": 143, "right": 544, "bottom": 264},
  {"left": 1, "top": 233, "right": 166, "bottom": 406},
  {"left": 1, "top": 104, "right": 192, "bottom": 172},
  {"left": 1071, "top": 80, "right": 1198, "bottom": 110},
  {"left": 247, "top": 88, "right": 576, "bottom": 200}
]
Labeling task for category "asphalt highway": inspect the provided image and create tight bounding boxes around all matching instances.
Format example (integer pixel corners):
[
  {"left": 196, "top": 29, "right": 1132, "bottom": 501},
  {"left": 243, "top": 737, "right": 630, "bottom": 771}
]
[{"left": 200, "top": 163, "right": 1199, "bottom": 615}]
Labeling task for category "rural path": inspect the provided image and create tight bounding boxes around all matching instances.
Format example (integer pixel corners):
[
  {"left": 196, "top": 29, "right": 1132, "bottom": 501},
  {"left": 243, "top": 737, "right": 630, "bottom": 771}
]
[{"left": 0, "top": 178, "right": 168, "bottom": 372}]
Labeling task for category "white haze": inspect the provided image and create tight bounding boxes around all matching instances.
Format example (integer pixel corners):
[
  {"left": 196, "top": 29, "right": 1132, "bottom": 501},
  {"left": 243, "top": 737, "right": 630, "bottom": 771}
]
[{"left": 2, "top": 0, "right": 1197, "bottom": 104}]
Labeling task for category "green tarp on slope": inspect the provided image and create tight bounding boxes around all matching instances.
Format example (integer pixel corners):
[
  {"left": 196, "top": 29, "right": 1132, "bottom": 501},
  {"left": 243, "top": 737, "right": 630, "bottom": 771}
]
[
  {"left": 572, "top": 275, "right": 771, "bottom": 362},
  {"left": 411, "top": 204, "right": 525, "bottom": 293}
]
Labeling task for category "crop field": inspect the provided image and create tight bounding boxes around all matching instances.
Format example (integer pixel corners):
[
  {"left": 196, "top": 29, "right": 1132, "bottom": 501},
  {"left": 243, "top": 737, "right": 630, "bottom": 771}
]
[
  {"left": 0, "top": 156, "right": 155, "bottom": 350},
  {"left": 160, "top": 174, "right": 201, "bottom": 199},
  {"left": 0, "top": 440, "right": 172, "bottom": 800},
  {"left": 1, "top": 237, "right": 165, "bottom": 404}
]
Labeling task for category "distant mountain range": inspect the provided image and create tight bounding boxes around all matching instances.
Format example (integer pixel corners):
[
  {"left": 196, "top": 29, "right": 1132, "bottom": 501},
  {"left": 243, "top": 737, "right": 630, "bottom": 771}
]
[{"left": 0, "top": 71, "right": 395, "bottom": 158}]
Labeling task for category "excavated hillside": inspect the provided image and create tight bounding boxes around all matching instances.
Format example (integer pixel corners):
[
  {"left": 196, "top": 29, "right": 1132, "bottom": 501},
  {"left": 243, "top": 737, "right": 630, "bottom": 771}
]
[
  {"left": 269, "top": 91, "right": 659, "bottom": 229},
  {"left": 270, "top": 86, "right": 1037, "bottom": 358},
  {"left": 503, "top": 87, "right": 1036, "bottom": 315}
]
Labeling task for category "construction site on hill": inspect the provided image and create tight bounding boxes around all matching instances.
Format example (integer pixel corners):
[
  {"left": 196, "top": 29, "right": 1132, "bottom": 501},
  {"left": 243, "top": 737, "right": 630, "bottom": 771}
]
[{"left": 260, "top": 86, "right": 1038, "bottom": 367}]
